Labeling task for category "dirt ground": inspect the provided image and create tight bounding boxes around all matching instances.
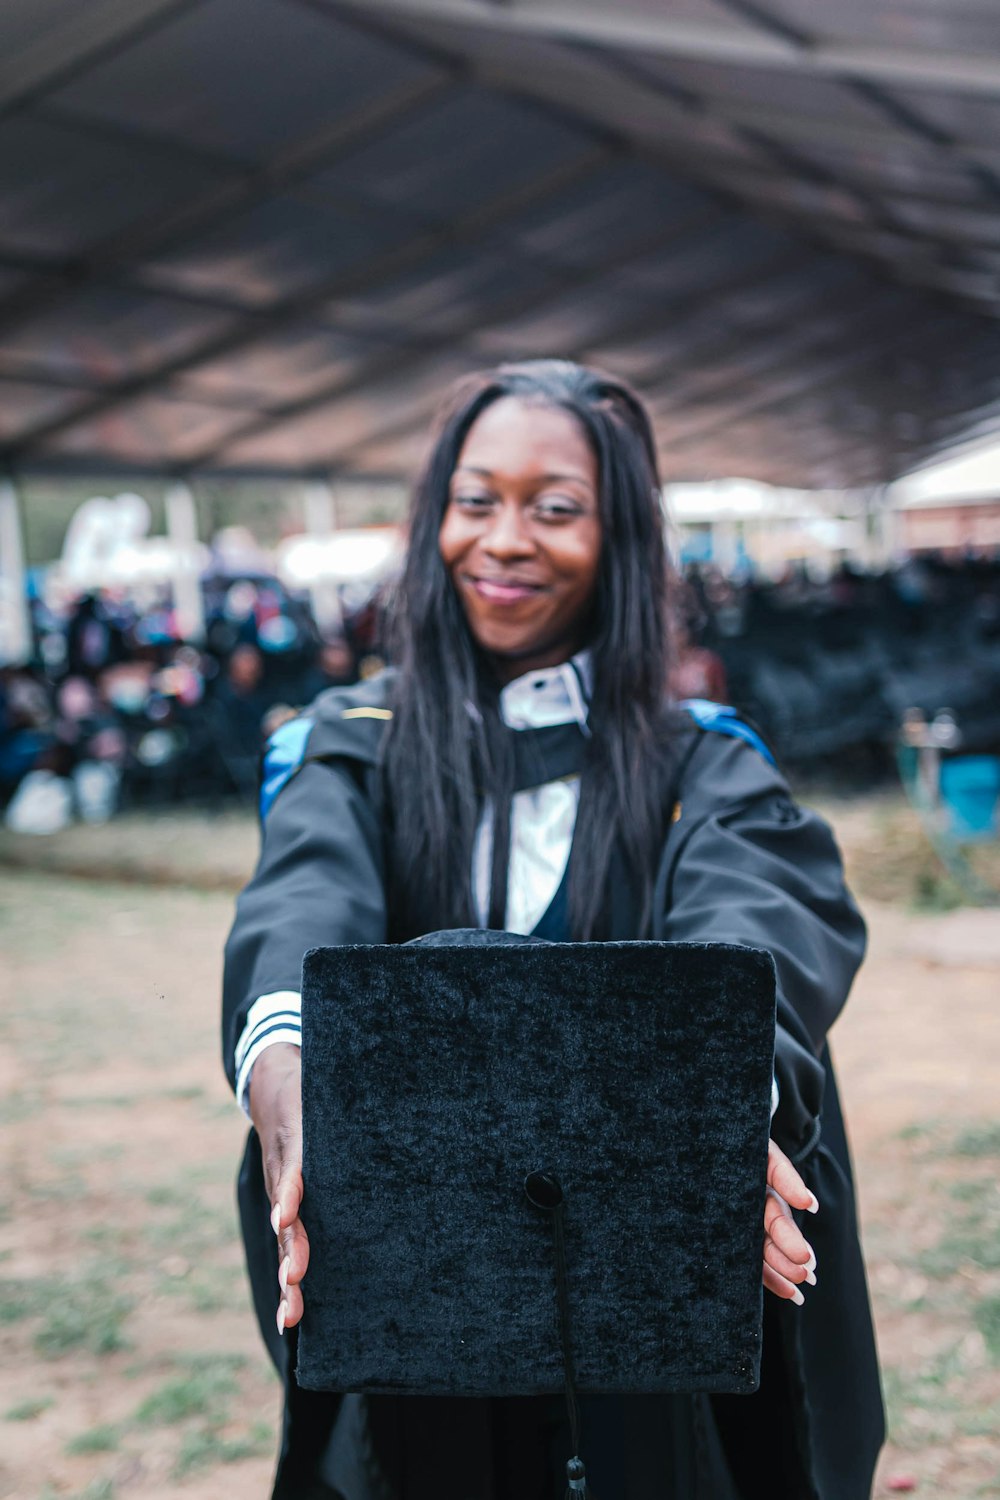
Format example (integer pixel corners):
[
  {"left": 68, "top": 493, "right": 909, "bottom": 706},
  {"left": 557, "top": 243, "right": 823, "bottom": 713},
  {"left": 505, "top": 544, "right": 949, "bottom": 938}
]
[{"left": 0, "top": 795, "right": 998, "bottom": 1500}]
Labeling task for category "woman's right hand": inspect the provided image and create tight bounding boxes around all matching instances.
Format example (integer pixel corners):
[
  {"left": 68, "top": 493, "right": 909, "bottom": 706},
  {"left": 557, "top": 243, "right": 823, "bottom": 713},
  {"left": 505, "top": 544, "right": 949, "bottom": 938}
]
[{"left": 248, "top": 1041, "right": 309, "bottom": 1333}]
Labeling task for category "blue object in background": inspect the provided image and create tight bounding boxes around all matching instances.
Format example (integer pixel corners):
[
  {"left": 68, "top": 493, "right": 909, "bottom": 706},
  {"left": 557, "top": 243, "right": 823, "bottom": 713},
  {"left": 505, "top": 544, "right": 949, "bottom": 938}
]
[
  {"left": 679, "top": 525, "right": 713, "bottom": 565},
  {"left": 939, "top": 755, "right": 1000, "bottom": 840}
]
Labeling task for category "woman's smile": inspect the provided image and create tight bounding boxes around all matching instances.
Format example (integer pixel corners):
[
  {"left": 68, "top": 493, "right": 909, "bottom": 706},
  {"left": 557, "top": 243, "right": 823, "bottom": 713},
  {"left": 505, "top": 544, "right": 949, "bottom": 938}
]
[{"left": 463, "top": 574, "right": 547, "bottom": 603}]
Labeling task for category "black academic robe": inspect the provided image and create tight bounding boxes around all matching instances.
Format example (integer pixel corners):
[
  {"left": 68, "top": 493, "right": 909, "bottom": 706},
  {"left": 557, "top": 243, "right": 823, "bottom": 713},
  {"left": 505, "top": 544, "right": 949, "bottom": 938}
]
[{"left": 222, "top": 673, "right": 884, "bottom": 1500}]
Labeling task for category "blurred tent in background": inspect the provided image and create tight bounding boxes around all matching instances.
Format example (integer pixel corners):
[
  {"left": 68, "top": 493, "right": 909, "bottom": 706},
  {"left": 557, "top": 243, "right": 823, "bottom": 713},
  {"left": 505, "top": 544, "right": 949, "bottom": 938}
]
[
  {"left": 0, "top": 0, "right": 998, "bottom": 494},
  {"left": 667, "top": 479, "right": 871, "bottom": 571},
  {"left": 887, "top": 437, "right": 1000, "bottom": 552}
]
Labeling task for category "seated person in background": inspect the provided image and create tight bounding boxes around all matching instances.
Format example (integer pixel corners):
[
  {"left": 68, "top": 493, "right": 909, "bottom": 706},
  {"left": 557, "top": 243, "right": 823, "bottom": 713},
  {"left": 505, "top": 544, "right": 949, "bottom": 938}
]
[{"left": 213, "top": 644, "right": 271, "bottom": 761}]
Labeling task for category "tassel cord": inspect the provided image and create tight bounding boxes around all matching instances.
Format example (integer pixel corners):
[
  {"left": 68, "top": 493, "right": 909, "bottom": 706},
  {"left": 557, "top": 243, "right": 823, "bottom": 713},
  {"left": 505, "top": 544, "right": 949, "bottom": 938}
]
[
  {"left": 524, "top": 1172, "right": 588, "bottom": 1497},
  {"left": 551, "top": 1203, "right": 583, "bottom": 1467}
]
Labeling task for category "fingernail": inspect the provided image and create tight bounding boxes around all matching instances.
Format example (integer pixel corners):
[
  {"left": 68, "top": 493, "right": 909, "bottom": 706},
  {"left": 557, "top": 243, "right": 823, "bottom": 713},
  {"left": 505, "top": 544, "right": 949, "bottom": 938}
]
[
  {"left": 806, "top": 1194, "right": 819, "bottom": 1214},
  {"left": 791, "top": 1288, "right": 804, "bottom": 1306},
  {"left": 271, "top": 1203, "right": 281, "bottom": 1235},
  {"left": 804, "top": 1268, "right": 817, "bottom": 1287},
  {"left": 279, "top": 1256, "right": 290, "bottom": 1295},
  {"left": 805, "top": 1249, "right": 817, "bottom": 1272},
  {"left": 277, "top": 1300, "right": 287, "bottom": 1335}
]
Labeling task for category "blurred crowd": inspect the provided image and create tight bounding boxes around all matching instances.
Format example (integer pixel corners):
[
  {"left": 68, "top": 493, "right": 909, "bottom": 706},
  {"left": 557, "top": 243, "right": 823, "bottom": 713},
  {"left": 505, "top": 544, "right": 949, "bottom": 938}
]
[
  {"left": 671, "top": 551, "right": 1000, "bottom": 764},
  {"left": 3, "top": 550, "right": 1000, "bottom": 831},
  {"left": 0, "top": 573, "right": 382, "bottom": 833}
]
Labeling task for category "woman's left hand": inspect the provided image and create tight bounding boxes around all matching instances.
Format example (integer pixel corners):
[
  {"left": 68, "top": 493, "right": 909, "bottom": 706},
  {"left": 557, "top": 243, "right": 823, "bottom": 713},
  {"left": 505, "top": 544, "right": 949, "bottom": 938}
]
[{"left": 763, "top": 1138, "right": 818, "bottom": 1305}]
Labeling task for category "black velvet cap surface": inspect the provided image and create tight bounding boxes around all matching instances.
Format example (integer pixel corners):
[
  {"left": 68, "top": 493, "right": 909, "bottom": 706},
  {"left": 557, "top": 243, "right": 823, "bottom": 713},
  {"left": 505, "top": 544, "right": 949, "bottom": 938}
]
[{"left": 297, "top": 937, "right": 776, "bottom": 1398}]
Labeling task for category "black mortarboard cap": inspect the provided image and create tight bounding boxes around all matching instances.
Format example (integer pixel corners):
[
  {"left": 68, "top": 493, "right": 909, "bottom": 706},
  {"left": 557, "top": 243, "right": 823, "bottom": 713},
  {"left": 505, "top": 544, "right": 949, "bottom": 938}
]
[{"left": 297, "top": 933, "right": 775, "bottom": 1403}]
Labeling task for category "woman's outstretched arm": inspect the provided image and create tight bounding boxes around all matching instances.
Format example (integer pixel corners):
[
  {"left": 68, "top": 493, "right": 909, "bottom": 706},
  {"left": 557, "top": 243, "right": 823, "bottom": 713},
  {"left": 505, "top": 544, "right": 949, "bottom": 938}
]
[{"left": 224, "top": 739, "right": 387, "bottom": 1331}]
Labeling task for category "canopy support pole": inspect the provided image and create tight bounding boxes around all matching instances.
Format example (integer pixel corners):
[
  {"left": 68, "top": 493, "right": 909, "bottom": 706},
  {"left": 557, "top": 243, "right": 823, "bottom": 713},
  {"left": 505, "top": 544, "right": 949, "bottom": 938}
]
[
  {"left": 0, "top": 476, "right": 32, "bottom": 666},
  {"left": 303, "top": 480, "right": 344, "bottom": 640},
  {"left": 165, "top": 481, "right": 205, "bottom": 644}
]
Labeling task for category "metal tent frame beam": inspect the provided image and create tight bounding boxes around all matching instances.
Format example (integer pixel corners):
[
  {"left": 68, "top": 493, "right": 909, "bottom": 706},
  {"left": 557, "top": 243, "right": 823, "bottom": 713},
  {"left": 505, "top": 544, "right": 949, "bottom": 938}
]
[
  {"left": 5, "top": 143, "right": 617, "bottom": 461},
  {"left": 335, "top": 0, "right": 1000, "bottom": 96}
]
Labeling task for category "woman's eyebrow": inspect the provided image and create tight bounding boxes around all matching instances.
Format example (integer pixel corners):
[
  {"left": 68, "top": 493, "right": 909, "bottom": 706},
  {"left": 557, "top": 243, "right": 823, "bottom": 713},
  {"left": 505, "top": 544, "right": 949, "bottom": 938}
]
[
  {"left": 453, "top": 464, "right": 593, "bottom": 485},
  {"left": 538, "top": 471, "right": 593, "bottom": 486}
]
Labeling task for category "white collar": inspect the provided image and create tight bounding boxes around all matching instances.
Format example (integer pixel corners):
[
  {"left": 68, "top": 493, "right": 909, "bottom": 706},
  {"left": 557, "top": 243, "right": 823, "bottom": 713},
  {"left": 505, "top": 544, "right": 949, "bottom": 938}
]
[{"left": 498, "top": 652, "right": 592, "bottom": 732}]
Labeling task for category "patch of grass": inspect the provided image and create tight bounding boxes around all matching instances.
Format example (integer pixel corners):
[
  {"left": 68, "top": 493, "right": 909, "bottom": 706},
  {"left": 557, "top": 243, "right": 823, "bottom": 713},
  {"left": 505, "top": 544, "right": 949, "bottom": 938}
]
[
  {"left": 24, "top": 1170, "right": 86, "bottom": 1202},
  {"left": 155, "top": 1259, "right": 240, "bottom": 1315},
  {"left": 80, "top": 1224, "right": 119, "bottom": 1248},
  {"left": 880, "top": 1120, "right": 1000, "bottom": 1485},
  {"left": 5, "top": 1396, "right": 53, "bottom": 1421},
  {"left": 912, "top": 863, "right": 965, "bottom": 912},
  {"left": 207, "top": 1098, "right": 238, "bottom": 1119},
  {"left": 953, "top": 1123, "right": 1000, "bottom": 1158},
  {"left": 897, "top": 1119, "right": 939, "bottom": 1143},
  {"left": 188, "top": 1160, "right": 236, "bottom": 1186},
  {"left": 40, "top": 1483, "right": 116, "bottom": 1500},
  {"left": 173, "top": 1418, "right": 272, "bottom": 1477},
  {"left": 960, "top": 1402, "right": 1000, "bottom": 1438},
  {"left": 145, "top": 1184, "right": 186, "bottom": 1207},
  {"left": 0, "top": 1278, "right": 36, "bottom": 1323},
  {"left": 0, "top": 1088, "right": 43, "bottom": 1124},
  {"left": 881, "top": 1342, "right": 971, "bottom": 1448},
  {"left": 184, "top": 1269, "right": 237, "bottom": 1315},
  {"left": 975, "top": 1295, "right": 1000, "bottom": 1363},
  {"left": 48, "top": 1144, "right": 122, "bottom": 1169},
  {"left": 134, "top": 1354, "right": 245, "bottom": 1426},
  {"left": 949, "top": 1177, "right": 987, "bottom": 1202},
  {"left": 30, "top": 1272, "right": 133, "bottom": 1358},
  {"left": 897, "top": 1116, "right": 1000, "bottom": 1166},
  {"left": 918, "top": 1194, "right": 1000, "bottom": 1276},
  {"left": 65, "top": 1424, "right": 120, "bottom": 1455},
  {"left": 61, "top": 1094, "right": 135, "bottom": 1110},
  {"left": 142, "top": 1204, "right": 236, "bottom": 1256},
  {"left": 74, "top": 1481, "right": 115, "bottom": 1500}
]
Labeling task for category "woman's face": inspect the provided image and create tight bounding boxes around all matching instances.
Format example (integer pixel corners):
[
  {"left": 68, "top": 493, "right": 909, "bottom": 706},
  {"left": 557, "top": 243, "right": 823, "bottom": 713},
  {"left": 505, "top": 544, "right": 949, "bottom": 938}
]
[{"left": 439, "top": 396, "right": 601, "bottom": 683}]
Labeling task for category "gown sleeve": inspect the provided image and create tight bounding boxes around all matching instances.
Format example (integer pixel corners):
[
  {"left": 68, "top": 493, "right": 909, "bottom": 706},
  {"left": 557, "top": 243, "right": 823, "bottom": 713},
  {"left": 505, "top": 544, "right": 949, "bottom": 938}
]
[
  {"left": 656, "top": 729, "right": 866, "bottom": 1162},
  {"left": 221, "top": 752, "right": 388, "bottom": 1096}
]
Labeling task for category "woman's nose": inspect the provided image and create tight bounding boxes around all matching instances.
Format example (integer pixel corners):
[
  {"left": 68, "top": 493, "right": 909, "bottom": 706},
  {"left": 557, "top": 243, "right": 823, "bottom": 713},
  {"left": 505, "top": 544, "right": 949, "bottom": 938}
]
[{"left": 483, "top": 502, "right": 534, "bottom": 557}]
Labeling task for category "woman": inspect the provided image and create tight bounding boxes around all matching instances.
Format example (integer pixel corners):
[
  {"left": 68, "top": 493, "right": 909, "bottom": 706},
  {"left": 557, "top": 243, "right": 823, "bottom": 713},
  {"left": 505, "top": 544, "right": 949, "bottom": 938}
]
[{"left": 223, "top": 361, "right": 883, "bottom": 1499}]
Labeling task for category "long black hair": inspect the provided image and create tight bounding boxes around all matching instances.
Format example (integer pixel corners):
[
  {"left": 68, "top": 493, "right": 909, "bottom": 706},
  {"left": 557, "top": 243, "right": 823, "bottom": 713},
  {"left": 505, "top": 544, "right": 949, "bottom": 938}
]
[{"left": 382, "top": 359, "right": 675, "bottom": 941}]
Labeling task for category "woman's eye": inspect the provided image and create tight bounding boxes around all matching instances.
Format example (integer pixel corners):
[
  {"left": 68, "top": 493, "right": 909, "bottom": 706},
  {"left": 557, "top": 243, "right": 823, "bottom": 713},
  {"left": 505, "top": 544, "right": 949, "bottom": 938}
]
[
  {"left": 535, "top": 496, "right": 583, "bottom": 520},
  {"left": 453, "top": 493, "right": 494, "bottom": 511}
]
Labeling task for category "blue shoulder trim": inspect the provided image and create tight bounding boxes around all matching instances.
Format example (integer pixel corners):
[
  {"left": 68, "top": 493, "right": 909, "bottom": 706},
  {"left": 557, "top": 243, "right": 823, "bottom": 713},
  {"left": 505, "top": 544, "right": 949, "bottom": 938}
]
[
  {"left": 260, "top": 716, "right": 315, "bottom": 822},
  {"left": 679, "top": 698, "right": 776, "bottom": 767}
]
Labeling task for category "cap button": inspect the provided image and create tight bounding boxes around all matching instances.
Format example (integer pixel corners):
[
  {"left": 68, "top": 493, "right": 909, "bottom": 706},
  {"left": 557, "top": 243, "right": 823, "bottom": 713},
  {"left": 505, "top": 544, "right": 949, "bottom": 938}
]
[{"left": 524, "top": 1170, "right": 563, "bottom": 1210}]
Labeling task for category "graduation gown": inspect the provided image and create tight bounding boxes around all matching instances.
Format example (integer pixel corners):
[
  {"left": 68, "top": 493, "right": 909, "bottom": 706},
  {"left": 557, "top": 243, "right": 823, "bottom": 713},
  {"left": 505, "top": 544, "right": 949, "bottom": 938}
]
[{"left": 222, "top": 673, "right": 884, "bottom": 1500}]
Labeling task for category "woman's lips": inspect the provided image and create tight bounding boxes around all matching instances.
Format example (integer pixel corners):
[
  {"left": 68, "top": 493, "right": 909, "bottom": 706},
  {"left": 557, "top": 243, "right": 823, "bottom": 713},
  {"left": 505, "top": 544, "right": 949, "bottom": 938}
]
[{"left": 466, "top": 575, "right": 544, "bottom": 604}]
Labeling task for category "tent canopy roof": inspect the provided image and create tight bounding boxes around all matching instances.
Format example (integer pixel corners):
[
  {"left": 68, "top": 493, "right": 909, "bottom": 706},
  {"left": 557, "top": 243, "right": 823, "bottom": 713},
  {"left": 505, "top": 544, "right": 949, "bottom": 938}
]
[{"left": 2, "top": 0, "right": 1000, "bottom": 488}]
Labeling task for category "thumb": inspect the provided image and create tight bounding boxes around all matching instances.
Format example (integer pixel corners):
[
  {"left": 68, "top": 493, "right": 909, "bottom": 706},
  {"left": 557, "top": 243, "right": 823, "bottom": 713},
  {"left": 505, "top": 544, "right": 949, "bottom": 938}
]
[{"left": 270, "top": 1164, "right": 303, "bottom": 1236}]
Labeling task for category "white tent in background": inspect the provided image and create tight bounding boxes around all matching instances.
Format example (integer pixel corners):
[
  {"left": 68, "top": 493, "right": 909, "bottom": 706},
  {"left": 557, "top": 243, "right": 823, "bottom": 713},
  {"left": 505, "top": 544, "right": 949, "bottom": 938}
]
[
  {"left": 52, "top": 492, "right": 210, "bottom": 606},
  {"left": 885, "top": 439, "right": 1000, "bottom": 552},
  {"left": 889, "top": 439, "right": 1000, "bottom": 508},
  {"left": 664, "top": 480, "right": 868, "bottom": 573},
  {"left": 276, "top": 528, "right": 404, "bottom": 590}
]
